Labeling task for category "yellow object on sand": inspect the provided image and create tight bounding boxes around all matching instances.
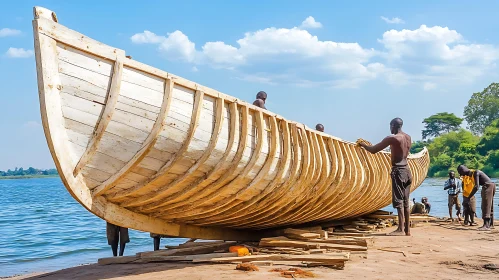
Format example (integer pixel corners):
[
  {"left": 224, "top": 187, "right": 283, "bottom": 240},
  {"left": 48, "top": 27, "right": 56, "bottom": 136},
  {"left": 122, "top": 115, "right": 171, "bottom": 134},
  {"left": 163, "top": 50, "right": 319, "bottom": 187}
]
[
  {"left": 229, "top": 245, "right": 250, "bottom": 256},
  {"left": 462, "top": 170, "right": 475, "bottom": 197}
]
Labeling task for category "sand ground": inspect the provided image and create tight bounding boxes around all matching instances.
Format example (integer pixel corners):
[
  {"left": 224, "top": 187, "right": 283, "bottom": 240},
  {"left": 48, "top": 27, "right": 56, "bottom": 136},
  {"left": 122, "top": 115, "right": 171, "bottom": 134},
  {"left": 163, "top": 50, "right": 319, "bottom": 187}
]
[{"left": 10, "top": 220, "right": 499, "bottom": 280}]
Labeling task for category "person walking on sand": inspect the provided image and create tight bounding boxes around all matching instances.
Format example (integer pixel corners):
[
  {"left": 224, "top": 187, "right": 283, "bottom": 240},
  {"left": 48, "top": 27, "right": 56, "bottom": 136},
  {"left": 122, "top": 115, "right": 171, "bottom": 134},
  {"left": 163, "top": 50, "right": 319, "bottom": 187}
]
[
  {"left": 457, "top": 165, "right": 496, "bottom": 230},
  {"left": 358, "top": 118, "right": 412, "bottom": 236},
  {"left": 316, "top": 124, "right": 324, "bottom": 132},
  {"left": 444, "top": 171, "right": 462, "bottom": 222},
  {"left": 253, "top": 91, "right": 267, "bottom": 109}
]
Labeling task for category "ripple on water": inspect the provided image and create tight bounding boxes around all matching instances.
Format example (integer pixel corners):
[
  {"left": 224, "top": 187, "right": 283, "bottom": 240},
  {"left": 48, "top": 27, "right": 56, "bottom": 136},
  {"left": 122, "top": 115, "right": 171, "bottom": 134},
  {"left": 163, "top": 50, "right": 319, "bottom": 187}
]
[{"left": 0, "top": 178, "right": 183, "bottom": 277}]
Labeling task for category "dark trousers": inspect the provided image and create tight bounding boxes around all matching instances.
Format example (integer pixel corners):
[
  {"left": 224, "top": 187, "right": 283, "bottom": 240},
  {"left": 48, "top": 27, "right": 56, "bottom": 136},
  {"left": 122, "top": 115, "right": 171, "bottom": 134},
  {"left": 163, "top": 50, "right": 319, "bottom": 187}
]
[{"left": 481, "top": 183, "right": 496, "bottom": 219}]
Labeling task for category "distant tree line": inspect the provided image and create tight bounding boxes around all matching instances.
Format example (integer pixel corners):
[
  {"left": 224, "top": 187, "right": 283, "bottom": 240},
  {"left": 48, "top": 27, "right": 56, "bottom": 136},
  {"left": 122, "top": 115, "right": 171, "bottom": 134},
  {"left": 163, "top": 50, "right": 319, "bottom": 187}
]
[
  {"left": 411, "top": 82, "right": 499, "bottom": 178},
  {"left": 0, "top": 167, "right": 58, "bottom": 177}
]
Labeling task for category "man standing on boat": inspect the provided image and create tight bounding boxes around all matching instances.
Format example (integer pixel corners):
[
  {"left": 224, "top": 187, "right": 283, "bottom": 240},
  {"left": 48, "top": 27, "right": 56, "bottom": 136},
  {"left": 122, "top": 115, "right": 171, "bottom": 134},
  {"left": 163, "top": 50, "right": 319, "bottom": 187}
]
[
  {"left": 358, "top": 118, "right": 412, "bottom": 236},
  {"left": 316, "top": 124, "right": 324, "bottom": 132},
  {"left": 253, "top": 91, "right": 267, "bottom": 109},
  {"left": 457, "top": 165, "right": 496, "bottom": 230},
  {"left": 444, "top": 171, "right": 462, "bottom": 222}
]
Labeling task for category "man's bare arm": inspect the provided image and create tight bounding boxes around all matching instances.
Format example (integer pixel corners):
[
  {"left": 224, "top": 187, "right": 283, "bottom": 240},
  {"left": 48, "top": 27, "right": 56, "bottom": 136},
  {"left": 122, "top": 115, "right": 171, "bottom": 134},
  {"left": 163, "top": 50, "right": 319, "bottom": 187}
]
[{"left": 360, "top": 136, "right": 393, "bottom": 154}]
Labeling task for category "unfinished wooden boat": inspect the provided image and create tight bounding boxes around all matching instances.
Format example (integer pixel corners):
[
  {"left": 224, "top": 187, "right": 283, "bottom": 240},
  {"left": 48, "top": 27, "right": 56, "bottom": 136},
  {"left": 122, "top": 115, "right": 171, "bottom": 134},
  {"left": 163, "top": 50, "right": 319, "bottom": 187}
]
[{"left": 32, "top": 6, "right": 430, "bottom": 241}]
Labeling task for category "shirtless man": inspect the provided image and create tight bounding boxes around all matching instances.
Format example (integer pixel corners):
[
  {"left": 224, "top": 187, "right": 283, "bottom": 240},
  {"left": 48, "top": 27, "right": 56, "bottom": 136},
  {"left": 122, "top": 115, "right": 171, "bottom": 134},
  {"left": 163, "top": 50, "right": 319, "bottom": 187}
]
[
  {"left": 253, "top": 91, "right": 267, "bottom": 109},
  {"left": 316, "top": 124, "right": 324, "bottom": 132},
  {"left": 457, "top": 165, "right": 496, "bottom": 230},
  {"left": 359, "top": 118, "right": 412, "bottom": 236}
]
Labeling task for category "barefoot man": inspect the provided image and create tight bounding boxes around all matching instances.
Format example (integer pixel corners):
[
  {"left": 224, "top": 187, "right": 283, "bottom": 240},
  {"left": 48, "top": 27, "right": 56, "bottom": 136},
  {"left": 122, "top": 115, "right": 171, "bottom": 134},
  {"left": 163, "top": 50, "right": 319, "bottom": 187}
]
[{"left": 358, "top": 118, "right": 412, "bottom": 236}]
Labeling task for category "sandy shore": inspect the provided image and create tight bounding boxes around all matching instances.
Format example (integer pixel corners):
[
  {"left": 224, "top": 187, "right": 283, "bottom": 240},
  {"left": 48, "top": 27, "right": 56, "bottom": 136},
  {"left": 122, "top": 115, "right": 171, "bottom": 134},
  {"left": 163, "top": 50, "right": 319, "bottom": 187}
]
[{"left": 10, "top": 219, "right": 499, "bottom": 280}]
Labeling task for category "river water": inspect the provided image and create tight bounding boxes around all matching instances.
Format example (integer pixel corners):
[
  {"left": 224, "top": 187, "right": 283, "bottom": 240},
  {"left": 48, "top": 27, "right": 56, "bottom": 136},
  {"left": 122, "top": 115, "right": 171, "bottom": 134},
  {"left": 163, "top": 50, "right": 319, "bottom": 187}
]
[{"left": 0, "top": 177, "right": 498, "bottom": 277}]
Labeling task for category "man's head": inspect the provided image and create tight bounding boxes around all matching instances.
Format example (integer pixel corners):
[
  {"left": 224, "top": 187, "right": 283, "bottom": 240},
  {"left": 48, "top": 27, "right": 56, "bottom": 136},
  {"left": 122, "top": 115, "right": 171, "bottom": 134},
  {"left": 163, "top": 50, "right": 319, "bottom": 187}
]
[
  {"left": 256, "top": 91, "right": 267, "bottom": 101},
  {"left": 390, "top": 118, "right": 403, "bottom": 134},
  {"left": 449, "top": 171, "right": 455, "bottom": 179},
  {"left": 316, "top": 124, "right": 324, "bottom": 132},
  {"left": 457, "top": 165, "right": 470, "bottom": 176}
]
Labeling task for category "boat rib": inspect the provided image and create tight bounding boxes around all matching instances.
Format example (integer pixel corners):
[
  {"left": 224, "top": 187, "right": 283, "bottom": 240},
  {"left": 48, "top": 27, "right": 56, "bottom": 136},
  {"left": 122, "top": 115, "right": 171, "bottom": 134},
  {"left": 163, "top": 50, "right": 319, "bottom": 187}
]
[{"left": 32, "top": 6, "right": 430, "bottom": 241}]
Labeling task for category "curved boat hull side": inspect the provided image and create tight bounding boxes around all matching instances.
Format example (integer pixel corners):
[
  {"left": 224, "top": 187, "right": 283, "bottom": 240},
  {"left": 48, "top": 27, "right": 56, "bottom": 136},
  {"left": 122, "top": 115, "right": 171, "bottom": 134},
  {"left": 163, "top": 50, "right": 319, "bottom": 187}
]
[{"left": 32, "top": 6, "right": 430, "bottom": 239}]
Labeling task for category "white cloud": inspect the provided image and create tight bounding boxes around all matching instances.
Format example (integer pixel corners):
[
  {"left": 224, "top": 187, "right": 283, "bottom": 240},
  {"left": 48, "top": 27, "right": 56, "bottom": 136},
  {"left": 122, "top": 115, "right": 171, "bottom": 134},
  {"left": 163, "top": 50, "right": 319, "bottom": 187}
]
[
  {"left": 381, "top": 16, "right": 405, "bottom": 24},
  {"left": 131, "top": 20, "right": 499, "bottom": 90},
  {"left": 379, "top": 25, "right": 499, "bottom": 89},
  {"left": 130, "top": 30, "right": 163, "bottom": 43},
  {"left": 423, "top": 82, "right": 437, "bottom": 91},
  {"left": 191, "top": 66, "right": 199, "bottom": 72},
  {"left": 131, "top": 30, "right": 196, "bottom": 62},
  {"left": 6, "top": 47, "right": 34, "bottom": 58},
  {"left": 0, "top": 28, "right": 21, "bottom": 37},
  {"left": 300, "top": 16, "right": 323, "bottom": 29}
]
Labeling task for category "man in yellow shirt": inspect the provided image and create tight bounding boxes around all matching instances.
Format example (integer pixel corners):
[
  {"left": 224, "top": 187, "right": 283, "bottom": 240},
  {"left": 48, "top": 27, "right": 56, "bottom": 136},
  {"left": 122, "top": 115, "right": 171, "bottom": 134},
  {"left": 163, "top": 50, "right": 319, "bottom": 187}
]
[{"left": 458, "top": 165, "right": 496, "bottom": 230}]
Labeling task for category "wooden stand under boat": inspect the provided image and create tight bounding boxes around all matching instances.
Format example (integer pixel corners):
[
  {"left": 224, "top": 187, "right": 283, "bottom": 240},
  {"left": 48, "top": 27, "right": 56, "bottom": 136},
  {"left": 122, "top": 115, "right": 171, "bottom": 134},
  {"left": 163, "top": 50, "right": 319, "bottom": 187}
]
[{"left": 32, "top": 6, "right": 430, "bottom": 241}]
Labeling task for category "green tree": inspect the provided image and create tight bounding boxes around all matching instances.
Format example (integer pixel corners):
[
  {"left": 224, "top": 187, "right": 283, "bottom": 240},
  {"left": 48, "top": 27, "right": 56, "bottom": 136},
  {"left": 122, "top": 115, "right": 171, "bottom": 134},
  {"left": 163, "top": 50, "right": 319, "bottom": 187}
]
[
  {"left": 27, "top": 167, "right": 37, "bottom": 175},
  {"left": 477, "top": 119, "right": 499, "bottom": 155},
  {"left": 427, "top": 129, "right": 478, "bottom": 158},
  {"left": 464, "top": 83, "right": 499, "bottom": 134},
  {"left": 485, "top": 150, "right": 499, "bottom": 169},
  {"left": 411, "top": 141, "right": 427, "bottom": 154},
  {"left": 421, "top": 112, "right": 463, "bottom": 139}
]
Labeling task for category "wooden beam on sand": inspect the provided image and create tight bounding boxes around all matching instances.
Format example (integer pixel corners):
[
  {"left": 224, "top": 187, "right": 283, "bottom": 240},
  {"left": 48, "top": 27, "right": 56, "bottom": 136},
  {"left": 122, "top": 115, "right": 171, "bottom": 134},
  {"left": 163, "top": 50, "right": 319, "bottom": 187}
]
[
  {"left": 139, "top": 241, "right": 237, "bottom": 258},
  {"left": 98, "top": 252, "right": 238, "bottom": 265},
  {"left": 259, "top": 237, "right": 367, "bottom": 251},
  {"left": 283, "top": 228, "right": 321, "bottom": 240},
  {"left": 192, "top": 253, "right": 350, "bottom": 264}
]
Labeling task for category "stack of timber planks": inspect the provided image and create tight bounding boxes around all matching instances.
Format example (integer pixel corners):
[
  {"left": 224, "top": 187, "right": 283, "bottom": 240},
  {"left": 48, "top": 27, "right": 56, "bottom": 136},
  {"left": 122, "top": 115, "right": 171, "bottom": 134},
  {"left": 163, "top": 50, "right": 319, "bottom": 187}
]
[{"left": 97, "top": 211, "right": 437, "bottom": 270}]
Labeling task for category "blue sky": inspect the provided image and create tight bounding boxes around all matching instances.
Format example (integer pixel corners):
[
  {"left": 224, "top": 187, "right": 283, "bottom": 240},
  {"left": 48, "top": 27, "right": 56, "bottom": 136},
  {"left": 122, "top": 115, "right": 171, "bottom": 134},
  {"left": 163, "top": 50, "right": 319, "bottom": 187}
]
[{"left": 1, "top": 0, "right": 499, "bottom": 170}]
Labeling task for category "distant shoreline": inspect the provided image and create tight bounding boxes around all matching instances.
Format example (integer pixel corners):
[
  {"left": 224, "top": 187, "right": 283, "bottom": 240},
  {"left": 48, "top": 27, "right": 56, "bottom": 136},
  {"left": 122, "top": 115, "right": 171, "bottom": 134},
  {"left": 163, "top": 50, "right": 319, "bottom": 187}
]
[{"left": 0, "top": 175, "right": 59, "bottom": 180}]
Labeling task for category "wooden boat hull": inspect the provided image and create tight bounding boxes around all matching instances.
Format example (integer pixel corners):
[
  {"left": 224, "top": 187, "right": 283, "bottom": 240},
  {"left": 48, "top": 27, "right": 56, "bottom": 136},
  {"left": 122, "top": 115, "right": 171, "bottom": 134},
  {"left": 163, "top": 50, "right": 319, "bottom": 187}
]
[{"left": 32, "top": 7, "right": 430, "bottom": 240}]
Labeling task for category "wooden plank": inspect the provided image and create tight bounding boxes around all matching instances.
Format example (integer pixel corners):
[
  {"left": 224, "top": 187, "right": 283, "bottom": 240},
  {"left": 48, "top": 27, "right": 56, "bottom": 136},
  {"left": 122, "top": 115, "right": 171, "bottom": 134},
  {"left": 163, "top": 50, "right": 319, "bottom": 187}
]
[
  {"left": 138, "top": 97, "right": 226, "bottom": 211},
  {"left": 98, "top": 252, "right": 238, "bottom": 265},
  {"left": 36, "top": 16, "right": 122, "bottom": 61},
  {"left": 164, "top": 240, "right": 226, "bottom": 249},
  {"left": 192, "top": 253, "right": 350, "bottom": 263},
  {"left": 259, "top": 237, "right": 367, "bottom": 251},
  {"left": 109, "top": 90, "right": 204, "bottom": 205},
  {"left": 135, "top": 252, "right": 238, "bottom": 264},
  {"left": 144, "top": 102, "right": 237, "bottom": 215},
  {"left": 92, "top": 78, "right": 174, "bottom": 197},
  {"left": 264, "top": 236, "right": 367, "bottom": 247},
  {"left": 73, "top": 58, "right": 123, "bottom": 176},
  {"left": 152, "top": 105, "right": 250, "bottom": 219},
  {"left": 139, "top": 241, "right": 237, "bottom": 258},
  {"left": 283, "top": 229, "right": 321, "bottom": 240}
]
